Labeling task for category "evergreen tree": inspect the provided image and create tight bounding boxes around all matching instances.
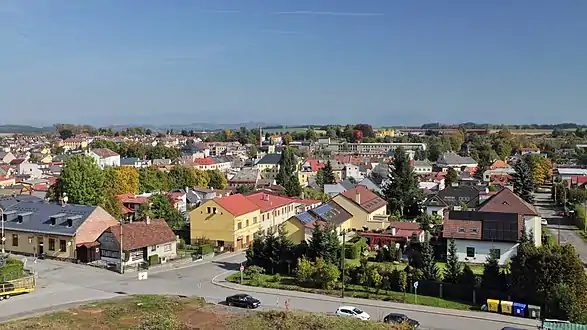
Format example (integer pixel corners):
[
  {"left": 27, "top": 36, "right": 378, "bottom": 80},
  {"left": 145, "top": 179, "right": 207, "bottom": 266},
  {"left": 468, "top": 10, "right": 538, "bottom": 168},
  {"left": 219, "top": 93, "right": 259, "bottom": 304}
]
[
  {"left": 382, "top": 148, "right": 423, "bottom": 216},
  {"left": 308, "top": 222, "right": 341, "bottom": 265},
  {"left": 277, "top": 226, "right": 295, "bottom": 274},
  {"left": 322, "top": 161, "right": 336, "bottom": 185},
  {"left": 481, "top": 248, "right": 504, "bottom": 291},
  {"left": 420, "top": 241, "right": 440, "bottom": 281},
  {"left": 512, "top": 160, "right": 535, "bottom": 203},
  {"left": 443, "top": 239, "right": 462, "bottom": 284},
  {"left": 444, "top": 167, "right": 458, "bottom": 187},
  {"left": 284, "top": 174, "right": 302, "bottom": 197},
  {"left": 474, "top": 145, "right": 493, "bottom": 180},
  {"left": 246, "top": 232, "right": 267, "bottom": 270}
]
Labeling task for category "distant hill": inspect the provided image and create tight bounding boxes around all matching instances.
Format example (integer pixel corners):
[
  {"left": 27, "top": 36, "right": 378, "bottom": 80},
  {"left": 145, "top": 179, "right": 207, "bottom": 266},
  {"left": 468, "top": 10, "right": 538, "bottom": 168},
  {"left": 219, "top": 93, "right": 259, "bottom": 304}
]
[
  {"left": 0, "top": 125, "right": 55, "bottom": 133},
  {"left": 104, "top": 122, "right": 272, "bottom": 131}
]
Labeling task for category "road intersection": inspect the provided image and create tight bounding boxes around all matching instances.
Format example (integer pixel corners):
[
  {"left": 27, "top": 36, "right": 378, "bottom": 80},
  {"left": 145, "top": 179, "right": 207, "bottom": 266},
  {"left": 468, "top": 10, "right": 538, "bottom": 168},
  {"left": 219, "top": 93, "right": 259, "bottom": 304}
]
[{"left": 0, "top": 253, "right": 540, "bottom": 330}]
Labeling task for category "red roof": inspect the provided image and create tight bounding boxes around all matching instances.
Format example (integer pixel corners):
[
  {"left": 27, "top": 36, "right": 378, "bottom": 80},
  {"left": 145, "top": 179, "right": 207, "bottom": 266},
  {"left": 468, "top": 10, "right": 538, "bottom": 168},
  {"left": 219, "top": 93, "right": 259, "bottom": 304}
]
[
  {"left": 340, "top": 185, "right": 387, "bottom": 213},
  {"left": 194, "top": 158, "right": 216, "bottom": 165},
  {"left": 489, "top": 160, "right": 509, "bottom": 170},
  {"left": 108, "top": 219, "right": 176, "bottom": 251},
  {"left": 214, "top": 193, "right": 260, "bottom": 216},
  {"left": 116, "top": 193, "right": 151, "bottom": 204},
  {"left": 571, "top": 176, "right": 587, "bottom": 185},
  {"left": 246, "top": 192, "right": 295, "bottom": 212},
  {"left": 304, "top": 159, "right": 325, "bottom": 172},
  {"left": 92, "top": 148, "right": 119, "bottom": 157}
]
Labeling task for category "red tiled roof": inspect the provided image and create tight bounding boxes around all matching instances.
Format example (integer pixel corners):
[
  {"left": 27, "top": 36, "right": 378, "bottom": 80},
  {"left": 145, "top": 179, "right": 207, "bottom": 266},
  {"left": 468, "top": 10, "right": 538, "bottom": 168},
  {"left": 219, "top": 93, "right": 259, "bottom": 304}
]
[
  {"left": 478, "top": 188, "right": 539, "bottom": 216},
  {"left": 571, "top": 176, "right": 587, "bottom": 185},
  {"left": 108, "top": 219, "right": 176, "bottom": 251},
  {"left": 167, "top": 192, "right": 185, "bottom": 200},
  {"left": 121, "top": 206, "right": 135, "bottom": 215},
  {"left": 388, "top": 221, "right": 420, "bottom": 230},
  {"left": 91, "top": 148, "right": 119, "bottom": 158},
  {"left": 489, "top": 160, "right": 509, "bottom": 170},
  {"left": 194, "top": 158, "right": 216, "bottom": 165},
  {"left": 116, "top": 193, "right": 151, "bottom": 204},
  {"left": 246, "top": 192, "right": 295, "bottom": 212},
  {"left": 304, "top": 159, "right": 325, "bottom": 172},
  {"left": 214, "top": 193, "right": 260, "bottom": 216},
  {"left": 340, "top": 185, "right": 387, "bottom": 213}
]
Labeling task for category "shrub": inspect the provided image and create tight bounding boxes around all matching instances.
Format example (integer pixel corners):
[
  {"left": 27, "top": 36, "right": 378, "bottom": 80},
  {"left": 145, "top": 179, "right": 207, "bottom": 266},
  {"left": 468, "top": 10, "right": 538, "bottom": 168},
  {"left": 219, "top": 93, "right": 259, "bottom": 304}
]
[
  {"left": 244, "top": 265, "right": 264, "bottom": 279},
  {"left": 134, "top": 313, "right": 181, "bottom": 330},
  {"left": 198, "top": 244, "right": 215, "bottom": 255},
  {"left": 0, "top": 259, "right": 24, "bottom": 281}
]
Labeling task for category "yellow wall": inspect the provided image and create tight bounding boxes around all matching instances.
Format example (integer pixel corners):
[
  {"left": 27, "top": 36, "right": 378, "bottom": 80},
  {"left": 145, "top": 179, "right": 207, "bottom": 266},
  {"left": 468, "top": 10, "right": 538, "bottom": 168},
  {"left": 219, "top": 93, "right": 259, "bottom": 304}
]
[
  {"left": 332, "top": 195, "right": 387, "bottom": 230},
  {"left": 189, "top": 199, "right": 261, "bottom": 249},
  {"left": 280, "top": 217, "right": 306, "bottom": 244},
  {"left": 2, "top": 230, "right": 76, "bottom": 259},
  {"left": 257, "top": 163, "right": 279, "bottom": 180}
]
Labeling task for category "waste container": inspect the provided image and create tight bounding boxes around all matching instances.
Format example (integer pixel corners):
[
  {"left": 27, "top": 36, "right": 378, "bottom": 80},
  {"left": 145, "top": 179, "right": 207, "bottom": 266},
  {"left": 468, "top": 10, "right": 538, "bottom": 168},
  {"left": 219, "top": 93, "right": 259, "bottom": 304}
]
[
  {"left": 486, "top": 299, "right": 500, "bottom": 313},
  {"left": 512, "top": 302, "right": 527, "bottom": 318},
  {"left": 527, "top": 305, "right": 541, "bottom": 319},
  {"left": 500, "top": 300, "right": 513, "bottom": 315}
]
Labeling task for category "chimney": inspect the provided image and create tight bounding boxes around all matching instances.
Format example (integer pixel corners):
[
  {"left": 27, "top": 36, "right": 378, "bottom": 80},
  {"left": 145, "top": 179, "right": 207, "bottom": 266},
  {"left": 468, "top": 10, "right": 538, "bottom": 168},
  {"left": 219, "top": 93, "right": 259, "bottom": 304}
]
[
  {"left": 185, "top": 186, "right": 189, "bottom": 193},
  {"left": 391, "top": 227, "right": 396, "bottom": 236},
  {"left": 355, "top": 190, "right": 361, "bottom": 204}
]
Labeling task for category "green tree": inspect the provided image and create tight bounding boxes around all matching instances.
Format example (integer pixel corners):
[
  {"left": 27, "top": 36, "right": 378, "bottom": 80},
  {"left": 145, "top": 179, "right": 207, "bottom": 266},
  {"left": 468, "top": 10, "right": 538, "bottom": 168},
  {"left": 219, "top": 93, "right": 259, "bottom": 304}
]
[
  {"left": 481, "top": 248, "right": 504, "bottom": 291},
  {"left": 58, "top": 129, "right": 74, "bottom": 140},
  {"left": 246, "top": 233, "right": 267, "bottom": 270},
  {"left": 444, "top": 167, "right": 458, "bottom": 187},
  {"left": 168, "top": 166, "right": 209, "bottom": 189},
  {"left": 314, "top": 257, "right": 340, "bottom": 290},
  {"left": 101, "top": 189, "right": 123, "bottom": 219},
  {"left": 382, "top": 147, "right": 423, "bottom": 216},
  {"left": 420, "top": 241, "right": 439, "bottom": 281},
  {"left": 284, "top": 174, "right": 302, "bottom": 197},
  {"left": 138, "top": 166, "right": 169, "bottom": 193},
  {"left": 443, "top": 239, "right": 462, "bottom": 284},
  {"left": 236, "top": 184, "right": 254, "bottom": 194},
  {"left": 248, "top": 145, "right": 258, "bottom": 159},
  {"left": 308, "top": 222, "right": 340, "bottom": 265},
  {"left": 49, "top": 155, "right": 105, "bottom": 206},
  {"left": 295, "top": 257, "right": 315, "bottom": 287},
  {"left": 512, "top": 160, "right": 534, "bottom": 203},
  {"left": 321, "top": 161, "right": 336, "bottom": 185},
  {"left": 474, "top": 145, "right": 493, "bottom": 180},
  {"left": 206, "top": 170, "right": 227, "bottom": 189},
  {"left": 277, "top": 226, "right": 295, "bottom": 274},
  {"left": 150, "top": 194, "right": 184, "bottom": 229}
]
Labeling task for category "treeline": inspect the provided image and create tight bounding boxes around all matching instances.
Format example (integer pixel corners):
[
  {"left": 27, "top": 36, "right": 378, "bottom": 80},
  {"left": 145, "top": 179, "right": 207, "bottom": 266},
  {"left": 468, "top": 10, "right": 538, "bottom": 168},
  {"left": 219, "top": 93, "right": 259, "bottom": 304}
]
[
  {"left": 420, "top": 122, "right": 587, "bottom": 130},
  {"left": 90, "top": 139, "right": 182, "bottom": 160}
]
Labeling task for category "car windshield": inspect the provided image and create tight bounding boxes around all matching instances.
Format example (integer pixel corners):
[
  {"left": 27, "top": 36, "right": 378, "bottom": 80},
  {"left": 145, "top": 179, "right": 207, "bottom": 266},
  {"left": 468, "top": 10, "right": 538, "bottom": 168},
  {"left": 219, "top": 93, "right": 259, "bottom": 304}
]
[{"left": 352, "top": 308, "right": 364, "bottom": 314}]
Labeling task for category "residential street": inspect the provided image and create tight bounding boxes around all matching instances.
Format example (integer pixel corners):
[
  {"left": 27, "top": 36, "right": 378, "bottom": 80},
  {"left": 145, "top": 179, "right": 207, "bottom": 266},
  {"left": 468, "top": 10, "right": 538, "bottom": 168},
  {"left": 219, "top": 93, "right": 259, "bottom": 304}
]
[
  {"left": 534, "top": 192, "right": 587, "bottom": 266},
  {"left": 0, "top": 253, "right": 540, "bottom": 330}
]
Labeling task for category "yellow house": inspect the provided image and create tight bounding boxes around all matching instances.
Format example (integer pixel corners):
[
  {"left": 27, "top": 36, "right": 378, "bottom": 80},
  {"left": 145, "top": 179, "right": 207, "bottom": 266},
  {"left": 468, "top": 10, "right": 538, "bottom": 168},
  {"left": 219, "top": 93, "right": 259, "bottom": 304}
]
[
  {"left": 255, "top": 154, "right": 282, "bottom": 181},
  {"left": 376, "top": 129, "right": 395, "bottom": 138},
  {"left": 190, "top": 194, "right": 261, "bottom": 250},
  {"left": 281, "top": 200, "right": 353, "bottom": 244},
  {"left": 332, "top": 185, "right": 388, "bottom": 230},
  {"left": 39, "top": 147, "right": 51, "bottom": 155},
  {"left": 39, "top": 154, "right": 53, "bottom": 164},
  {"left": 57, "top": 138, "right": 88, "bottom": 150}
]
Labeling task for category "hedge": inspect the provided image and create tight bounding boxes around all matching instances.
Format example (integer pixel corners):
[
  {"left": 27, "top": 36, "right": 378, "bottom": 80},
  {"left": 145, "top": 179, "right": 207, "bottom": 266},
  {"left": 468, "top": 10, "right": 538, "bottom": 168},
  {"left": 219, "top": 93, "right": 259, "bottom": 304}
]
[{"left": 0, "top": 258, "right": 24, "bottom": 281}]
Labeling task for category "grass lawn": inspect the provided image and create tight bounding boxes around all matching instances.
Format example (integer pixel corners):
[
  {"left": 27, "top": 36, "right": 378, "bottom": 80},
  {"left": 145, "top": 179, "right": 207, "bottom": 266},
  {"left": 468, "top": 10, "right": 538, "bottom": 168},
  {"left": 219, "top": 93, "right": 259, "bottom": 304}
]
[
  {"left": 542, "top": 226, "right": 559, "bottom": 245},
  {"left": 227, "top": 273, "right": 473, "bottom": 311},
  {"left": 0, "top": 295, "right": 404, "bottom": 330},
  {"left": 344, "top": 259, "right": 485, "bottom": 276}
]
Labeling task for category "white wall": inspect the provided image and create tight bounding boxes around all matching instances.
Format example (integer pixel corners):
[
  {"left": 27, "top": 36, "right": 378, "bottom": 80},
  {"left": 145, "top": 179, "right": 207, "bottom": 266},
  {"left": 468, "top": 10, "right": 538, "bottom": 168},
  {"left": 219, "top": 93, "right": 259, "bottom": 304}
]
[
  {"left": 453, "top": 239, "right": 518, "bottom": 265},
  {"left": 524, "top": 215, "right": 542, "bottom": 247},
  {"left": 425, "top": 205, "right": 446, "bottom": 216},
  {"left": 147, "top": 241, "right": 177, "bottom": 263}
]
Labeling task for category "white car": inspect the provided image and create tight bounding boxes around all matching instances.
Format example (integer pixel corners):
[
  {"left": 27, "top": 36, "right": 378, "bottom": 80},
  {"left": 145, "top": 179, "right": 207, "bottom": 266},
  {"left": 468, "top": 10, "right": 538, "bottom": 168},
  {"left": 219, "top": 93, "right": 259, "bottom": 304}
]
[
  {"left": 335, "top": 306, "right": 370, "bottom": 320},
  {"left": 542, "top": 219, "right": 548, "bottom": 226}
]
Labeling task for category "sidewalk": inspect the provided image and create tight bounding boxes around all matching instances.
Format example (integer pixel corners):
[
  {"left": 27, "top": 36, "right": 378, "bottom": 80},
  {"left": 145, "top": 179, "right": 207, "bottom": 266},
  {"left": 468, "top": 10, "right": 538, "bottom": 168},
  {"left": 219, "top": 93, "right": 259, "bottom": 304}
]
[
  {"left": 123, "top": 251, "right": 244, "bottom": 277},
  {"left": 212, "top": 272, "right": 541, "bottom": 328}
]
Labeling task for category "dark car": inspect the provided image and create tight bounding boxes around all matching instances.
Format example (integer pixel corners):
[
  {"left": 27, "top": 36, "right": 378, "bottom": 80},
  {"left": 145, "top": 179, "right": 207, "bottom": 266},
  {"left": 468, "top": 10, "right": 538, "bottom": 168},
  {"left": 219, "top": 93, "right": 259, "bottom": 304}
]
[
  {"left": 225, "top": 294, "right": 261, "bottom": 309},
  {"left": 383, "top": 313, "right": 419, "bottom": 328}
]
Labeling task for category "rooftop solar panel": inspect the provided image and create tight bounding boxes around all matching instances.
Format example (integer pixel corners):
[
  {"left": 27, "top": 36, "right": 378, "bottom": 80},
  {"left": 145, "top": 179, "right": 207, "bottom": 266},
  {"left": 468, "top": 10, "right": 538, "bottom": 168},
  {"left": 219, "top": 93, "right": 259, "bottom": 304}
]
[
  {"left": 297, "top": 212, "right": 316, "bottom": 224},
  {"left": 313, "top": 203, "right": 334, "bottom": 217}
]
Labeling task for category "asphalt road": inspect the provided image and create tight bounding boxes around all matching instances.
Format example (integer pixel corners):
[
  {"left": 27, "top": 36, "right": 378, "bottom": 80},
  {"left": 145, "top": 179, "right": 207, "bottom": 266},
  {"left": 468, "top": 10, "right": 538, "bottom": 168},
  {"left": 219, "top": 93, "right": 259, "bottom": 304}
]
[
  {"left": 0, "top": 254, "right": 540, "bottom": 330},
  {"left": 534, "top": 192, "right": 587, "bottom": 265}
]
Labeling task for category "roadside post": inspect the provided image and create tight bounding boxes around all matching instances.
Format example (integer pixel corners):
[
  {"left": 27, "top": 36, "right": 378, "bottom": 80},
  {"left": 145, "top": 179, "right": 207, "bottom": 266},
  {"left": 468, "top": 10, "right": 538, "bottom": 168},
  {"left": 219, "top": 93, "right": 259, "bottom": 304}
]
[
  {"left": 240, "top": 264, "right": 244, "bottom": 284},
  {"left": 413, "top": 281, "right": 419, "bottom": 305}
]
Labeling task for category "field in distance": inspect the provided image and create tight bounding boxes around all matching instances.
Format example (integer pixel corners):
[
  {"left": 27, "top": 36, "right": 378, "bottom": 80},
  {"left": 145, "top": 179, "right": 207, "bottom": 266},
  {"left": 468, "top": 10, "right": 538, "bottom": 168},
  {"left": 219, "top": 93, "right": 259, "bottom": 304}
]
[{"left": 0, "top": 295, "right": 405, "bottom": 330}]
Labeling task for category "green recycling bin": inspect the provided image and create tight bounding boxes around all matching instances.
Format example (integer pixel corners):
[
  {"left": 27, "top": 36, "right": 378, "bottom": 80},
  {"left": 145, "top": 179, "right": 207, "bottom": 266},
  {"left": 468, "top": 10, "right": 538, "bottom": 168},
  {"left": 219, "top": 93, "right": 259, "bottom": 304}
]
[{"left": 527, "top": 305, "right": 541, "bottom": 319}]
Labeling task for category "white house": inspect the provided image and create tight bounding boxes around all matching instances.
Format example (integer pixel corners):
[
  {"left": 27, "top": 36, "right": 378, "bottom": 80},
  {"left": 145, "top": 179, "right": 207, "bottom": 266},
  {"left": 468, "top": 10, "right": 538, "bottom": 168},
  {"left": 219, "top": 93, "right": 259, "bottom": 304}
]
[
  {"left": 412, "top": 160, "right": 433, "bottom": 175},
  {"left": 555, "top": 168, "right": 587, "bottom": 182},
  {"left": 88, "top": 148, "right": 120, "bottom": 168},
  {"left": 436, "top": 152, "right": 478, "bottom": 172}
]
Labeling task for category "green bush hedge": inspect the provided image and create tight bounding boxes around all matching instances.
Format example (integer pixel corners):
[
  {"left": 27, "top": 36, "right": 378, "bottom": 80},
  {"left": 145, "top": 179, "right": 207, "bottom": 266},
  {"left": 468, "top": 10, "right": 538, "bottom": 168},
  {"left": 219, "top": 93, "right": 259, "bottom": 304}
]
[
  {"left": 0, "top": 258, "right": 24, "bottom": 281},
  {"left": 197, "top": 244, "right": 214, "bottom": 255},
  {"left": 345, "top": 239, "right": 368, "bottom": 259}
]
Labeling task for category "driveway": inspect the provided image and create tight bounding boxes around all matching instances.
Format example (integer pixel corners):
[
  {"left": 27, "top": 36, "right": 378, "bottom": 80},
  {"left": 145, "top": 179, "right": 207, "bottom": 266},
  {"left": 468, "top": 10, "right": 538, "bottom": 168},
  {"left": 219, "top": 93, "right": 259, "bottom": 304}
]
[
  {"left": 534, "top": 192, "right": 587, "bottom": 266},
  {"left": 1, "top": 254, "right": 539, "bottom": 330}
]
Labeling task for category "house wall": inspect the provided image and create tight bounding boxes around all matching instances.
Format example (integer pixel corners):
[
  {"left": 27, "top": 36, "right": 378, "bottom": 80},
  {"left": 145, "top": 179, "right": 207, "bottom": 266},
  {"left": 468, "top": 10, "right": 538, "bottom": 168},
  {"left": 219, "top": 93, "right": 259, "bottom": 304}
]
[
  {"left": 1, "top": 229, "right": 76, "bottom": 259},
  {"left": 147, "top": 240, "right": 177, "bottom": 263},
  {"left": 259, "top": 203, "right": 298, "bottom": 235},
  {"left": 331, "top": 195, "right": 387, "bottom": 230},
  {"left": 189, "top": 200, "right": 261, "bottom": 250},
  {"left": 453, "top": 239, "right": 518, "bottom": 265},
  {"left": 281, "top": 218, "right": 306, "bottom": 244},
  {"left": 76, "top": 207, "right": 120, "bottom": 244},
  {"left": 256, "top": 163, "right": 279, "bottom": 180},
  {"left": 425, "top": 205, "right": 446, "bottom": 216},
  {"left": 100, "top": 155, "right": 120, "bottom": 167},
  {"left": 524, "top": 215, "right": 542, "bottom": 247}
]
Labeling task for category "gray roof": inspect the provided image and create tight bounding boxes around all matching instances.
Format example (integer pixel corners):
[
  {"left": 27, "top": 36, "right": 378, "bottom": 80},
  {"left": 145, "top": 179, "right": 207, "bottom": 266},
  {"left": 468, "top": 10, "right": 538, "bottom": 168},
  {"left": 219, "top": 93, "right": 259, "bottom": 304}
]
[
  {"left": 120, "top": 157, "right": 139, "bottom": 165},
  {"left": 436, "top": 152, "right": 477, "bottom": 166},
  {"left": 229, "top": 167, "right": 259, "bottom": 182},
  {"left": 257, "top": 153, "right": 282, "bottom": 165},
  {"left": 0, "top": 196, "right": 96, "bottom": 236}
]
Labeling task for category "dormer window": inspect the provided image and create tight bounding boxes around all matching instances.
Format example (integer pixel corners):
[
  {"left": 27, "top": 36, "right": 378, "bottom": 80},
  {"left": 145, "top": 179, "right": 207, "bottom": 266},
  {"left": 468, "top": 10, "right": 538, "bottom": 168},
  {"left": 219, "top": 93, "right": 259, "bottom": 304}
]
[{"left": 458, "top": 228, "right": 465, "bottom": 233}]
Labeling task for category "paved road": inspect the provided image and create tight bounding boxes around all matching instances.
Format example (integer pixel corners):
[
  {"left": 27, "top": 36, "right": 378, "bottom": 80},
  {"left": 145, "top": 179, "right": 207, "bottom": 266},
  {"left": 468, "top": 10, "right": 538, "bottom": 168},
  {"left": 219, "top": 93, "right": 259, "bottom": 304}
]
[
  {"left": 534, "top": 192, "right": 587, "bottom": 265},
  {"left": 0, "top": 254, "right": 540, "bottom": 330}
]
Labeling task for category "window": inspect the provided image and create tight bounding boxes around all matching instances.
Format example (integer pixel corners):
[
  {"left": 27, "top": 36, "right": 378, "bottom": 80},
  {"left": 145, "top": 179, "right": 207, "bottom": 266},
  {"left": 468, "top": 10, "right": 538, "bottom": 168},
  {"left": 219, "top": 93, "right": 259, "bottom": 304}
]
[
  {"left": 207, "top": 207, "right": 211, "bottom": 214},
  {"left": 489, "top": 248, "right": 501, "bottom": 258},
  {"left": 48, "top": 238, "right": 55, "bottom": 251},
  {"left": 466, "top": 247, "right": 475, "bottom": 258},
  {"left": 151, "top": 245, "right": 156, "bottom": 252},
  {"left": 245, "top": 219, "right": 249, "bottom": 227},
  {"left": 458, "top": 228, "right": 465, "bottom": 233},
  {"left": 471, "top": 228, "right": 478, "bottom": 233},
  {"left": 253, "top": 217, "right": 257, "bottom": 224},
  {"left": 212, "top": 207, "right": 217, "bottom": 214},
  {"left": 101, "top": 250, "right": 119, "bottom": 258},
  {"left": 11, "top": 234, "right": 18, "bottom": 247},
  {"left": 164, "top": 244, "right": 172, "bottom": 252},
  {"left": 59, "top": 240, "right": 67, "bottom": 252},
  {"left": 237, "top": 222, "right": 242, "bottom": 229}
]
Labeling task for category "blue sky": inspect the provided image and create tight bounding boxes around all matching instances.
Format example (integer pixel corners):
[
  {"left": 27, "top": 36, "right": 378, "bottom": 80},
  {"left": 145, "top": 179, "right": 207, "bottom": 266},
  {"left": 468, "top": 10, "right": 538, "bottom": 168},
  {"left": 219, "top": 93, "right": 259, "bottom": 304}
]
[{"left": 1, "top": 0, "right": 586, "bottom": 126}]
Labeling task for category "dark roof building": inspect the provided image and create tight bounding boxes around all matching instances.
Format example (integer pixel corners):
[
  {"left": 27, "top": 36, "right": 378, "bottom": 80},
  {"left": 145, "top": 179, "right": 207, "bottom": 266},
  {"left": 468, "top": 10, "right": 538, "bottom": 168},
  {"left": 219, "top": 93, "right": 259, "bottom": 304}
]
[
  {"left": 443, "top": 210, "right": 522, "bottom": 243},
  {"left": 256, "top": 153, "right": 282, "bottom": 165}
]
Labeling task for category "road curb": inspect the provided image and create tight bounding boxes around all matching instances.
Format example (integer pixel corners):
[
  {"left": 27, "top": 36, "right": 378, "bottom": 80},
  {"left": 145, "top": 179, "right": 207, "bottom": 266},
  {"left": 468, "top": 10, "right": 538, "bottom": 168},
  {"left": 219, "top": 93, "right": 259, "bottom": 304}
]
[{"left": 211, "top": 272, "right": 540, "bottom": 328}]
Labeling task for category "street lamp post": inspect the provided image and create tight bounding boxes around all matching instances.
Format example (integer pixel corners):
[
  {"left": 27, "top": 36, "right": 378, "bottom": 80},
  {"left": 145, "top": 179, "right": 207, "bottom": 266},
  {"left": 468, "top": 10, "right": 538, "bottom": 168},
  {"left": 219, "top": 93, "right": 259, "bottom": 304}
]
[{"left": 1, "top": 207, "right": 5, "bottom": 254}]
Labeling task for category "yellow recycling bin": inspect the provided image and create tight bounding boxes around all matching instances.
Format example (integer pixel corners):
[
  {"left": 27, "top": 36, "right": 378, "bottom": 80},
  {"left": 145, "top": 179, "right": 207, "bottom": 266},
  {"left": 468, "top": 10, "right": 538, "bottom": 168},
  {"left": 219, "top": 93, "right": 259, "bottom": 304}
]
[
  {"left": 487, "top": 299, "right": 500, "bottom": 312},
  {"left": 500, "top": 300, "right": 513, "bottom": 315}
]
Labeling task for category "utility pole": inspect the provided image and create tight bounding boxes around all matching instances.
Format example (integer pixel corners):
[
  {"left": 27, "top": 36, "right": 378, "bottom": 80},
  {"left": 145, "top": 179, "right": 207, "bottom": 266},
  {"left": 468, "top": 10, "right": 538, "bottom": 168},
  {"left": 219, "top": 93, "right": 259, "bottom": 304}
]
[
  {"left": 559, "top": 186, "right": 566, "bottom": 245},
  {"left": 120, "top": 220, "right": 124, "bottom": 274},
  {"left": 0, "top": 207, "right": 4, "bottom": 254},
  {"left": 340, "top": 230, "right": 346, "bottom": 298}
]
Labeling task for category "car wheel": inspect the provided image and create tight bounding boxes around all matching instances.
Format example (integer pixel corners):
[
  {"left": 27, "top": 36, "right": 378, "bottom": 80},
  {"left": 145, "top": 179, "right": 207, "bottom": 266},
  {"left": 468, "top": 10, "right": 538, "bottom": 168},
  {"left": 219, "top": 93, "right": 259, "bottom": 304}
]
[{"left": 227, "top": 302, "right": 232, "bottom": 306}]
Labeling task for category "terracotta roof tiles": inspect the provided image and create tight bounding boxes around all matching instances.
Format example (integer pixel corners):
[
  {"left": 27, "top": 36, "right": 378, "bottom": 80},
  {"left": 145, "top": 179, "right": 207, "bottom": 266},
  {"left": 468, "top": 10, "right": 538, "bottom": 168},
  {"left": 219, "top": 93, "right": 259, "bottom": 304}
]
[
  {"left": 109, "top": 219, "right": 176, "bottom": 251},
  {"left": 214, "top": 193, "right": 260, "bottom": 216}
]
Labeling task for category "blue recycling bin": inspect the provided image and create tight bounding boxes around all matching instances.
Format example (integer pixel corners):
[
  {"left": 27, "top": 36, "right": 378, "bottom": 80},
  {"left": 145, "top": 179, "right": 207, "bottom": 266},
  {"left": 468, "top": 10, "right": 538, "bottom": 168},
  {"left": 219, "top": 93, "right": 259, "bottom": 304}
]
[{"left": 512, "top": 302, "right": 527, "bottom": 318}]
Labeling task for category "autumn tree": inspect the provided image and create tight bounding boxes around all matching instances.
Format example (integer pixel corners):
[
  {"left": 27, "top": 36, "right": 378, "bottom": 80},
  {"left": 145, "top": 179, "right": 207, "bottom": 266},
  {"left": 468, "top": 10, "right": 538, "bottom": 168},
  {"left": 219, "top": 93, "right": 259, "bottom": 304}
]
[
  {"left": 138, "top": 166, "right": 169, "bottom": 193},
  {"left": 206, "top": 169, "right": 227, "bottom": 189},
  {"left": 114, "top": 166, "right": 140, "bottom": 194},
  {"left": 168, "top": 166, "right": 209, "bottom": 189}
]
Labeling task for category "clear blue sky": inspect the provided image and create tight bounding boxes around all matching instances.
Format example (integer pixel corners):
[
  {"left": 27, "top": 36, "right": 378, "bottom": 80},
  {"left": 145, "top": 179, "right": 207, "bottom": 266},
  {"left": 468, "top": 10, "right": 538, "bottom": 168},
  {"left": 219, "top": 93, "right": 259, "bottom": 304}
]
[{"left": 1, "top": 0, "right": 586, "bottom": 126}]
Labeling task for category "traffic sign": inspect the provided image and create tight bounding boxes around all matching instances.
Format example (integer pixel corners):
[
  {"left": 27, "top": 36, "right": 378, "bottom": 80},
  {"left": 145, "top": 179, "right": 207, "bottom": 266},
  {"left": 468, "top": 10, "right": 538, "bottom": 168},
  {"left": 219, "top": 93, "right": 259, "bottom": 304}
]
[
  {"left": 240, "top": 264, "right": 244, "bottom": 272},
  {"left": 413, "top": 281, "right": 419, "bottom": 289}
]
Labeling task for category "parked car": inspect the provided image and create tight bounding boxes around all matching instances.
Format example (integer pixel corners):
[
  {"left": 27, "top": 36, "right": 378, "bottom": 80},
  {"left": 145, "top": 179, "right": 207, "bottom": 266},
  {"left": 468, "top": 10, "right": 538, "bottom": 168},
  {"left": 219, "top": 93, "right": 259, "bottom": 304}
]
[
  {"left": 335, "top": 306, "right": 370, "bottom": 320},
  {"left": 541, "top": 218, "right": 548, "bottom": 226},
  {"left": 383, "top": 313, "right": 419, "bottom": 328},
  {"left": 225, "top": 294, "right": 261, "bottom": 309}
]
